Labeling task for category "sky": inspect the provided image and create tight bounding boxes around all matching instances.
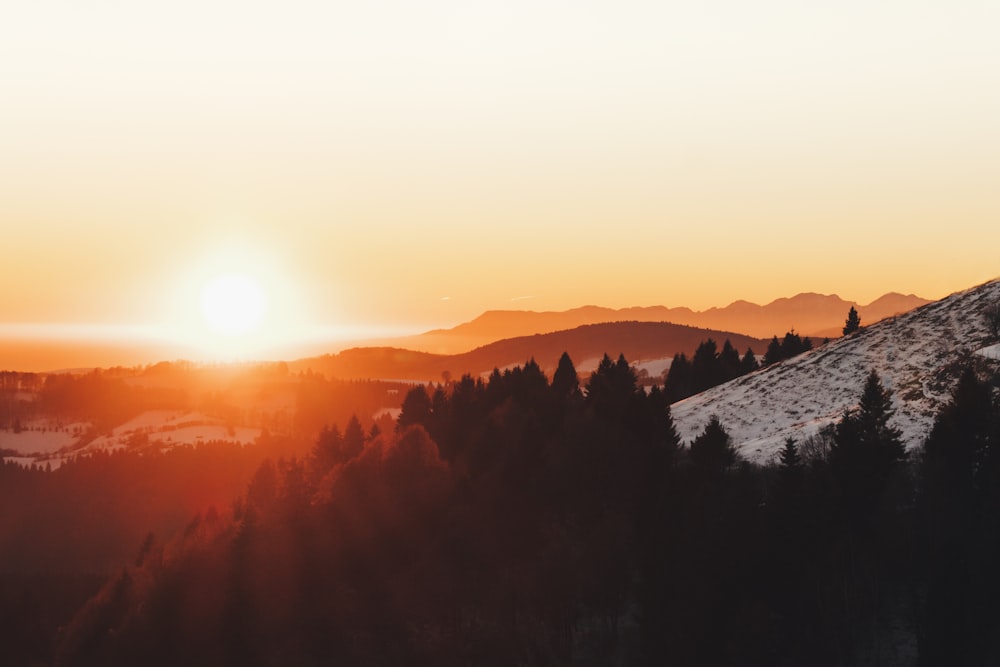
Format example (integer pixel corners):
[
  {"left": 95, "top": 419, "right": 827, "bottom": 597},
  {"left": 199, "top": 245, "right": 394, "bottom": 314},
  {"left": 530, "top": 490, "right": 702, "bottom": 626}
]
[{"left": 1, "top": 0, "right": 999, "bottom": 363}]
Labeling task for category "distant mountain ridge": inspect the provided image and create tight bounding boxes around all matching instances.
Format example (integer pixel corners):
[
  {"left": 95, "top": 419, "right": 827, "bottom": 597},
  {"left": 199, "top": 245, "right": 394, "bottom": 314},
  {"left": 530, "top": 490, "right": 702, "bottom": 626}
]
[
  {"left": 292, "top": 321, "right": 768, "bottom": 383},
  {"left": 391, "top": 292, "right": 930, "bottom": 354},
  {"left": 670, "top": 279, "right": 1000, "bottom": 463}
]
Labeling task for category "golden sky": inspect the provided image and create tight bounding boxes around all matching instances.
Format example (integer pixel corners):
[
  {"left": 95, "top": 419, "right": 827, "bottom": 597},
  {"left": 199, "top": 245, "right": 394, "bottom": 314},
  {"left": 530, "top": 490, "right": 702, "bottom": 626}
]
[{"left": 1, "top": 1, "right": 998, "bottom": 359}]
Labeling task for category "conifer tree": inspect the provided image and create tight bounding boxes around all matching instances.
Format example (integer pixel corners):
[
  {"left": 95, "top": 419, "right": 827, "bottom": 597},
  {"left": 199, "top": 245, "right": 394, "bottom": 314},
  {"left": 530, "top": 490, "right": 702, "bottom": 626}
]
[
  {"left": 691, "top": 339, "right": 721, "bottom": 392},
  {"left": 664, "top": 353, "right": 694, "bottom": 403},
  {"left": 586, "top": 353, "right": 638, "bottom": 419},
  {"left": 829, "top": 370, "right": 905, "bottom": 515},
  {"left": 778, "top": 436, "right": 802, "bottom": 470},
  {"left": 843, "top": 306, "right": 861, "bottom": 335},
  {"left": 397, "top": 385, "right": 432, "bottom": 432},
  {"left": 764, "top": 336, "right": 783, "bottom": 365},
  {"left": 772, "top": 437, "right": 805, "bottom": 529},
  {"left": 689, "top": 416, "right": 737, "bottom": 474},
  {"left": 343, "top": 414, "right": 365, "bottom": 459},
  {"left": 718, "top": 339, "right": 742, "bottom": 382},
  {"left": 309, "top": 424, "right": 344, "bottom": 478},
  {"left": 921, "top": 366, "right": 994, "bottom": 507},
  {"left": 551, "top": 351, "right": 580, "bottom": 400},
  {"left": 780, "top": 331, "right": 805, "bottom": 359},
  {"left": 918, "top": 366, "right": 1000, "bottom": 664},
  {"left": 855, "top": 369, "right": 905, "bottom": 462},
  {"left": 740, "top": 348, "right": 759, "bottom": 374}
]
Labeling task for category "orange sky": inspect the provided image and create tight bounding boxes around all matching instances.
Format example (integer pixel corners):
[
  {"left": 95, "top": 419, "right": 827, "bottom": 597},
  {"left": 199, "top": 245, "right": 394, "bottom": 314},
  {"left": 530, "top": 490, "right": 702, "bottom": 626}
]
[{"left": 1, "top": 1, "right": 998, "bottom": 364}]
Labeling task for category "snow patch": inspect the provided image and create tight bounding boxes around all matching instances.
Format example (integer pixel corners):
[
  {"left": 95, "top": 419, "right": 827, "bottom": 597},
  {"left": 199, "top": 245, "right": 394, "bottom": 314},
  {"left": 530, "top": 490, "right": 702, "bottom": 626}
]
[{"left": 976, "top": 343, "right": 1000, "bottom": 360}]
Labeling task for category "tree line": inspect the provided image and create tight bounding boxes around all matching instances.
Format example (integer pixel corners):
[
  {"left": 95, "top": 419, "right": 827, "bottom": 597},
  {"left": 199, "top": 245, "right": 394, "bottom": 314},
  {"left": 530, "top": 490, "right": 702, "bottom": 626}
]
[{"left": 664, "top": 330, "right": 814, "bottom": 403}]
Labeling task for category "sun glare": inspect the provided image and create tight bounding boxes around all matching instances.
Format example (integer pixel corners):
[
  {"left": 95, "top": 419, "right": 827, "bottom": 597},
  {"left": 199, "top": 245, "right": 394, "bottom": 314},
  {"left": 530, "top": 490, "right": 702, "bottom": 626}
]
[
  {"left": 199, "top": 273, "right": 266, "bottom": 336},
  {"left": 163, "top": 237, "right": 327, "bottom": 361}
]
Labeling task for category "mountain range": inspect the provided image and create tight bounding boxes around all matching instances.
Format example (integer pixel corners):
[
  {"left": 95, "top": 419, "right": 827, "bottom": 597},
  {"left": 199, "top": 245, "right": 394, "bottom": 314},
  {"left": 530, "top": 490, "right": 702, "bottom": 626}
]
[
  {"left": 671, "top": 279, "right": 1000, "bottom": 463},
  {"left": 389, "top": 292, "right": 930, "bottom": 354}
]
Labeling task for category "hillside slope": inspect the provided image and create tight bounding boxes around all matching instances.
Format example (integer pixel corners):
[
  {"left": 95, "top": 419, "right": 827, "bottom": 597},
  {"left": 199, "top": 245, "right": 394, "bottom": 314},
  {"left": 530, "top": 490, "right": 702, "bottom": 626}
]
[{"left": 671, "top": 279, "right": 1000, "bottom": 463}]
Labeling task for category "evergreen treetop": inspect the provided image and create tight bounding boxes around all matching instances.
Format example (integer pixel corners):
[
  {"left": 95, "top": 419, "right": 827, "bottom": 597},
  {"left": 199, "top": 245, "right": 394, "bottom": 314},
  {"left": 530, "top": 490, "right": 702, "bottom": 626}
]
[{"left": 843, "top": 306, "right": 861, "bottom": 335}]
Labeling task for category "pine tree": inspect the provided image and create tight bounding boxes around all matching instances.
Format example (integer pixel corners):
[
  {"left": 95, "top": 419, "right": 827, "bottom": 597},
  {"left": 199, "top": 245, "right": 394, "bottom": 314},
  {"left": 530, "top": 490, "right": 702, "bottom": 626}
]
[
  {"left": 718, "top": 339, "right": 742, "bottom": 382},
  {"left": 829, "top": 370, "right": 905, "bottom": 517},
  {"left": 397, "top": 385, "right": 432, "bottom": 432},
  {"left": 551, "top": 351, "right": 580, "bottom": 400},
  {"left": 309, "top": 424, "right": 343, "bottom": 478},
  {"left": 778, "top": 437, "right": 801, "bottom": 470},
  {"left": 918, "top": 367, "right": 1000, "bottom": 664},
  {"left": 855, "top": 369, "right": 905, "bottom": 462},
  {"left": 586, "top": 353, "right": 638, "bottom": 419},
  {"left": 740, "top": 348, "right": 759, "bottom": 374},
  {"left": 664, "top": 353, "right": 694, "bottom": 403},
  {"left": 843, "top": 306, "right": 861, "bottom": 335},
  {"left": 779, "top": 331, "right": 810, "bottom": 359},
  {"left": 764, "top": 336, "right": 783, "bottom": 365},
  {"left": 772, "top": 437, "right": 805, "bottom": 529},
  {"left": 689, "top": 416, "right": 737, "bottom": 474},
  {"left": 646, "top": 384, "right": 682, "bottom": 464},
  {"left": 343, "top": 414, "right": 365, "bottom": 459},
  {"left": 691, "top": 339, "right": 721, "bottom": 392},
  {"left": 921, "top": 366, "right": 993, "bottom": 506}
]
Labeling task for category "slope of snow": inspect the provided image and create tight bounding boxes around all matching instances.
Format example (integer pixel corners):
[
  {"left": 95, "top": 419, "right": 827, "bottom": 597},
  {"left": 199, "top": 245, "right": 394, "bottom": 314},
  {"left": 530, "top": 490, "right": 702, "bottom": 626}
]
[{"left": 671, "top": 280, "right": 1000, "bottom": 464}]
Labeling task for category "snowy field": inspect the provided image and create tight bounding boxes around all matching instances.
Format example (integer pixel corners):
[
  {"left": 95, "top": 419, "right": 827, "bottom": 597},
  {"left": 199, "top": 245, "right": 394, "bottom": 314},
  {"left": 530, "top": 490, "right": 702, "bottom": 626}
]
[
  {"left": 2, "top": 410, "right": 262, "bottom": 468},
  {"left": 81, "top": 410, "right": 261, "bottom": 453},
  {"left": 0, "top": 421, "right": 88, "bottom": 455}
]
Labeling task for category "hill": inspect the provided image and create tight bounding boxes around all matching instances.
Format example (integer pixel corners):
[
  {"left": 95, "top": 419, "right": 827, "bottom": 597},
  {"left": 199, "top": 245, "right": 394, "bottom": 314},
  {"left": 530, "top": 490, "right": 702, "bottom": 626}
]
[
  {"left": 392, "top": 292, "right": 929, "bottom": 354},
  {"left": 292, "top": 321, "right": 768, "bottom": 382},
  {"left": 671, "top": 279, "right": 1000, "bottom": 463}
]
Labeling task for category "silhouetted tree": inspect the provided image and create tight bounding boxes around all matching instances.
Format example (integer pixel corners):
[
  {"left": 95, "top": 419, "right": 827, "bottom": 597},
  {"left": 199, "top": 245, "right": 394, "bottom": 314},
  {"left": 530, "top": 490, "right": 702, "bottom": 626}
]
[
  {"left": 396, "top": 385, "right": 432, "bottom": 432},
  {"left": 689, "top": 416, "right": 737, "bottom": 475},
  {"left": 764, "top": 336, "right": 783, "bottom": 365},
  {"left": 691, "top": 339, "right": 721, "bottom": 392},
  {"left": 718, "top": 339, "right": 742, "bottom": 383},
  {"left": 551, "top": 351, "right": 581, "bottom": 401},
  {"left": 829, "top": 370, "right": 906, "bottom": 520},
  {"left": 309, "top": 425, "right": 343, "bottom": 479},
  {"left": 843, "top": 306, "right": 861, "bottom": 335},
  {"left": 780, "top": 331, "right": 809, "bottom": 359},
  {"left": 342, "top": 415, "right": 365, "bottom": 460},
  {"left": 918, "top": 366, "right": 1000, "bottom": 664},
  {"left": 740, "top": 348, "right": 759, "bottom": 374},
  {"left": 765, "top": 332, "right": 813, "bottom": 365},
  {"left": 664, "top": 353, "right": 693, "bottom": 403},
  {"left": 586, "top": 354, "right": 639, "bottom": 420},
  {"left": 778, "top": 436, "right": 802, "bottom": 470}
]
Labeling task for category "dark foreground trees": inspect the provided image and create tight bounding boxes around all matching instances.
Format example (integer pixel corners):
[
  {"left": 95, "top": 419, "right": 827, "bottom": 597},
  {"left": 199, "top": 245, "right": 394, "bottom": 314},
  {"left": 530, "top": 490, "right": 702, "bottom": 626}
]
[{"left": 14, "top": 356, "right": 1000, "bottom": 665}]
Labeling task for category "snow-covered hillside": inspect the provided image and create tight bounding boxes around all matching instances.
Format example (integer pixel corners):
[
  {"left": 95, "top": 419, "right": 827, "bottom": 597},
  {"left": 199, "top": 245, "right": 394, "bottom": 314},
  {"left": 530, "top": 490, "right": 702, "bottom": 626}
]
[{"left": 671, "top": 279, "right": 1000, "bottom": 464}]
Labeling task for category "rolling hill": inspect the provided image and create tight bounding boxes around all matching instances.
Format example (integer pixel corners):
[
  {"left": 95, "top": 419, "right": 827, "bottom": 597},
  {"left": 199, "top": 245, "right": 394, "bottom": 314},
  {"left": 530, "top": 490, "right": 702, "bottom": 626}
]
[
  {"left": 292, "top": 321, "right": 769, "bottom": 382},
  {"left": 670, "top": 279, "right": 1000, "bottom": 463}
]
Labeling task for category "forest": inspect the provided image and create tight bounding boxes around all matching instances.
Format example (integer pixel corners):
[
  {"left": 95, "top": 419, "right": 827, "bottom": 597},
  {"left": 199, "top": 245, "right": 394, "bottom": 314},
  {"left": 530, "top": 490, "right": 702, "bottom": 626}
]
[{"left": 1, "top": 349, "right": 999, "bottom": 666}]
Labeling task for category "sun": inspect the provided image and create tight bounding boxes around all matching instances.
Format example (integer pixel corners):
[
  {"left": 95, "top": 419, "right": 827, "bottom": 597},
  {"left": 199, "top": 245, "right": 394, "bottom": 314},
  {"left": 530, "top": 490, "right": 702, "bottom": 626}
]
[
  {"left": 165, "top": 238, "right": 318, "bottom": 360},
  {"left": 199, "top": 273, "right": 267, "bottom": 336}
]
